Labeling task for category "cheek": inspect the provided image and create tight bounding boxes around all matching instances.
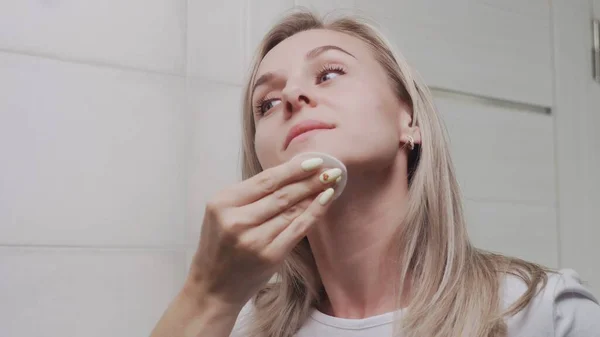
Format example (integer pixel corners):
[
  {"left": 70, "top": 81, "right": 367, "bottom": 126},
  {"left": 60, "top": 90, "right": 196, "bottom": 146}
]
[
  {"left": 344, "top": 87, "right": 392, "bottom": 127},
  {"left": 253, "top": 128, "right": 268, "bottom": 161},
  {"left": 338, "top": 84, "right": 400, "bottom": 144},
  {"left": 253, "top": 123, "right": 280, "bottom": 169}
]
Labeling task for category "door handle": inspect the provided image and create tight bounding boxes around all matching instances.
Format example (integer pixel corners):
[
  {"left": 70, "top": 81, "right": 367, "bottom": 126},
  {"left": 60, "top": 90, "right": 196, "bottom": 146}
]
[{"left": 594, "top": 19, "right": 600, "bottom": 83}]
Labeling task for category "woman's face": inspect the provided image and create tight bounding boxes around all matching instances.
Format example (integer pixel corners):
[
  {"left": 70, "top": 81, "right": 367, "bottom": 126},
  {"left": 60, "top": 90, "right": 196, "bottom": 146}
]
[{"left": 251, "top": 29, "right": 414, "bottom": 172}]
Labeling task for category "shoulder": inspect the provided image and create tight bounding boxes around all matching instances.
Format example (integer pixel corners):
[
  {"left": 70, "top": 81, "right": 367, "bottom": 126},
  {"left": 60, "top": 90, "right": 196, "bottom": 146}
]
[
  {"left": 502, "top": 268, "right": 600, "bottom": 337},
  {"left": 229, "top": 300, "right": 256, "bottom": 337},
  {"left": 502, "top": 268, "right": 597, "bottom": 307}
]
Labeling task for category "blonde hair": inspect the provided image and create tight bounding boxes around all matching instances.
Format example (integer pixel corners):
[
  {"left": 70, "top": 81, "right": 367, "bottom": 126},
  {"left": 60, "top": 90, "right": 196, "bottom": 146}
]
[{"left": 240, "top": 9, "right": 553, "bottom": 337}]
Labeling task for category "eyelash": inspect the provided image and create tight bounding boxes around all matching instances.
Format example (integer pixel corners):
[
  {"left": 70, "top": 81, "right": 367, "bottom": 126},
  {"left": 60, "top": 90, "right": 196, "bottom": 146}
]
[
  {"left": 315, "top": 64, "right": 346, "bottom": 82},
  {"left": 253, "top": 64, "right": 347, "bottom": 116},
  {"left": 254, "top": 94, "right": 277, "bottom": 117}
]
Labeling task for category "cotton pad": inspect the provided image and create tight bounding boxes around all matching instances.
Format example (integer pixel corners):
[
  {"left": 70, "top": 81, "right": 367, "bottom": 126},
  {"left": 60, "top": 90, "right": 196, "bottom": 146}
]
[{"left": 291, "top": 152, "right": 348, "bottom": 200}]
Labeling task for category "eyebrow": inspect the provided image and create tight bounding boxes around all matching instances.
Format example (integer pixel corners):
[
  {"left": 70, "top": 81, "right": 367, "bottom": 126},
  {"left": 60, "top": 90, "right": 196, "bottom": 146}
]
[
  {"left": 306, "top": 45, "right": 356, "bottom": 61},
  {"left": 252, "top": 45, "right": 356, "bottom": 92}
]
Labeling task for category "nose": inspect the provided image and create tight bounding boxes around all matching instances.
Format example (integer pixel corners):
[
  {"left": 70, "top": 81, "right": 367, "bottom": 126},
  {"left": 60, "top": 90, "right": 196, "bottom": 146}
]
[{"left": 281, "top": 85, "right": 315, "bottom": 116}]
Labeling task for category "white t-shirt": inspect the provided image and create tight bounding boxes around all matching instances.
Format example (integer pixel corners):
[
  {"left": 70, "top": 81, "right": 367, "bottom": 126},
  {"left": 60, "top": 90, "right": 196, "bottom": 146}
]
[{"left": 231, "top": 269, "right": 600, "bottom": 337}]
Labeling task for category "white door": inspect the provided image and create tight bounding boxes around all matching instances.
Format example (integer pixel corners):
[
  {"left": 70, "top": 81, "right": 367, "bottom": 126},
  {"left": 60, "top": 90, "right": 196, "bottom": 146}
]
[{"left": 551, "top": 0, "right": 600, "bottom": 297}]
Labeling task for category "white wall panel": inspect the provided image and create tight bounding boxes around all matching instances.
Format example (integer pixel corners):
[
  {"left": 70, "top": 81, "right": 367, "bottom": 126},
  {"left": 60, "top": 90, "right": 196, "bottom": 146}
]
[
  {"left": 355, "top": 0, "right": 553, "bottom": 107},
  {"left": 0, "top": 0, "right": 186, "bottom": 74},
  {"left": 188, "top": 0, "right": 247, "bottom": 84},
  {"left": 295, "top": 0, "right": 355, "bottom": 16},
  {"left": 464, "top": 200, "right": 558, "bottom": 268},
  {"left": 0, "top": 52, "right": 187, "bottom": 247},
  {"left": 477, "top": 0, "right": 550, "bottom": 18},
  {"left": 247, "top": 0, "right": 295, "bottom": 68},
  {"left": 436, "top": 94, "right": 556, "bottom": 206},
  {"left": 0, "top": 248, "right": 186, "bottom": 337},
  {"left": 434, "top": 91, "right": 558, "bottom": 269},
  {"left": 187, "top": 80, "right": 243, "bottom": 241}
]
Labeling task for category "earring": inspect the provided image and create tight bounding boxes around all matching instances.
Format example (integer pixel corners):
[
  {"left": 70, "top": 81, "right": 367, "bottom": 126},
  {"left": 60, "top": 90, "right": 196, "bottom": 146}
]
[{"left": 407, "top": 135, "right": 415, "bottom": 150}]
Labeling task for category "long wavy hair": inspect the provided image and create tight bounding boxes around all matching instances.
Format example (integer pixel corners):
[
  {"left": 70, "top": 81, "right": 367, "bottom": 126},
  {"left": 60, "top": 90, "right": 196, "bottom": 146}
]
[{"left": 239, "top": 9, "right": 552, "bottom": 337}]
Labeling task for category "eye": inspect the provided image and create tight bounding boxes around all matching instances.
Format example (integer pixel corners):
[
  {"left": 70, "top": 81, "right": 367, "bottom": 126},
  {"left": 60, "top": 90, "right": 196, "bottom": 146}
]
[
  {"left": 254, "top": 97, "right": 281, "bottom": 116},
  {"left": 316, "top": 65, "right": 346, "bottom": 84}
]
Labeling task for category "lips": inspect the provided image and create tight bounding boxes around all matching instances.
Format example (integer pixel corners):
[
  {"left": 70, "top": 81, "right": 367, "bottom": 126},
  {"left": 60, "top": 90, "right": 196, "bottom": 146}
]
[{"left": 284, "top": 119, "right": 335, "bottom": 149}]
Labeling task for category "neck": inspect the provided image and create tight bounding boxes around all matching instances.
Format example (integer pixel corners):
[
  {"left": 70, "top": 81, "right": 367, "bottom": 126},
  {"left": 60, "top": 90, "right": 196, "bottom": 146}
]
[{"left": 307, "top": 155, "right": 411, "bottom": 319}]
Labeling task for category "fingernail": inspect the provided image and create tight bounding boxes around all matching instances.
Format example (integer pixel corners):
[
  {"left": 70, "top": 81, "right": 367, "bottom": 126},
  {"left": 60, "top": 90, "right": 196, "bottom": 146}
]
[
  {"left": 301, "top": 158, "right": 324, "bottom": 171},
  {"left": 318, "top": 188, "right": 335, "bottom": 205},
  {"left": 319, "top": 168, "right": 343, "bottom": 183}
]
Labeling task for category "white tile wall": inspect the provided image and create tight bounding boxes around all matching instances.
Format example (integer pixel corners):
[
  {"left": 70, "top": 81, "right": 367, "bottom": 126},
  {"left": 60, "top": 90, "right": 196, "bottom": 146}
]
[
  {"left": 464, "top": 200, "right": 558, "bottom": 268},
  {"left": 0, "top": 247, "right": 186, "bottom": 337},
  {"left": 0, "top": 0, "right": 186, "bottom": 74},
  {"left": 434, "top": 92, "right": 558, "bottom": 271},
  {"left": 187, "top": 0, "right": 247, "bottom": 84},
  {"left": 435, "top": 94, "right": 556, "bottom": 206},
  {"left": 295, "top": 0, "right": 355, "bottom": 17},
  {"left": 0, "top": 52, "right": 188, "bottom": 247},
  {"left": 355, "top": 0, "right": 553, "bottom": 107},
  {"left": 186, "top": 79, "right": 243, "bottom": 241},
  {"left": 476, "top": 0, "right": 550, "bottom": 18},
  {"left": 247, "top": 0, "right": 295, "bottom": 67}
]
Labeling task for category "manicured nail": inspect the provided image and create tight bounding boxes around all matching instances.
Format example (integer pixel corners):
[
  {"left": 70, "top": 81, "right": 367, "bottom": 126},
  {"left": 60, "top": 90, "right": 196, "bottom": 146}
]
[
  {"left": 301, "top": 158, "right": 324, "bottom": 171},
  {"left": 319, "top": 168, "right": 343, "bottom": 183},
  {"left": 318, "top": 188, "right": 335, "bottom": 205}
]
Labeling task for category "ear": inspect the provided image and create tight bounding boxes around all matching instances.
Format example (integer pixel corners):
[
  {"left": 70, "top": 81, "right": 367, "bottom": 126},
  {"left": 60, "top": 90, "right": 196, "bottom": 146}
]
[{"left": 398, "top": 104, "right": 421, "bottom": 148}]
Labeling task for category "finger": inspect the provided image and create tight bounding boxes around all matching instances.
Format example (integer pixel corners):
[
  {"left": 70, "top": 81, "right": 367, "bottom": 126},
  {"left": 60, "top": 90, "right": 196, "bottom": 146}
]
[
  {"left": 236, "top": 196, "right": 314, "bottom": 251},
  {"left": 263, "top": 187, "right": 336, "bottom": 261},
  {"left": 218, "top": 156, "right": 326, "bottom": 207},
  {"left": 237, "top": 167, "right": 342, "bottom": 225}
]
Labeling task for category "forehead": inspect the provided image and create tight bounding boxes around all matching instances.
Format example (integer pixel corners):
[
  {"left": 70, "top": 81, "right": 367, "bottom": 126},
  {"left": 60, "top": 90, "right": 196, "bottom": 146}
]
[{"left": 255, "top": 29, "right": 370, "bottom": 76}]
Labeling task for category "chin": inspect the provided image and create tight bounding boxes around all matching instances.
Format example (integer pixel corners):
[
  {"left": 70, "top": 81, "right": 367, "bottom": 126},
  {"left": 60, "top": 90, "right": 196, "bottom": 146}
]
[
  {"left": 284, "top": 131, "right": 340, "bottom": 154},
  {"left": 286, "top": 145, "right": 355, "bottom": 167},
  {"left": 286, "top": 141, "right": 342, "bottom": 157},
  {"left": 281, "top": 133, "right": 383, "bottom": 168}
]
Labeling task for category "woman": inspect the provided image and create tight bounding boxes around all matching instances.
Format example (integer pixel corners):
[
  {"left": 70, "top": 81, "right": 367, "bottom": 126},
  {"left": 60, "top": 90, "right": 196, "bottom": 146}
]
[{"left": 150, "top": 9, "right": 600, "bottom": 337}]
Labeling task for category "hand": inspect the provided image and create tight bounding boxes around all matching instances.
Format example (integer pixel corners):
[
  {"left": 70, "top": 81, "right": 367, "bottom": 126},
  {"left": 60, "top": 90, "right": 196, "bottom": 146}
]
[{"left": 186, "top": 156, "right": 343, "bottom": 309}]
